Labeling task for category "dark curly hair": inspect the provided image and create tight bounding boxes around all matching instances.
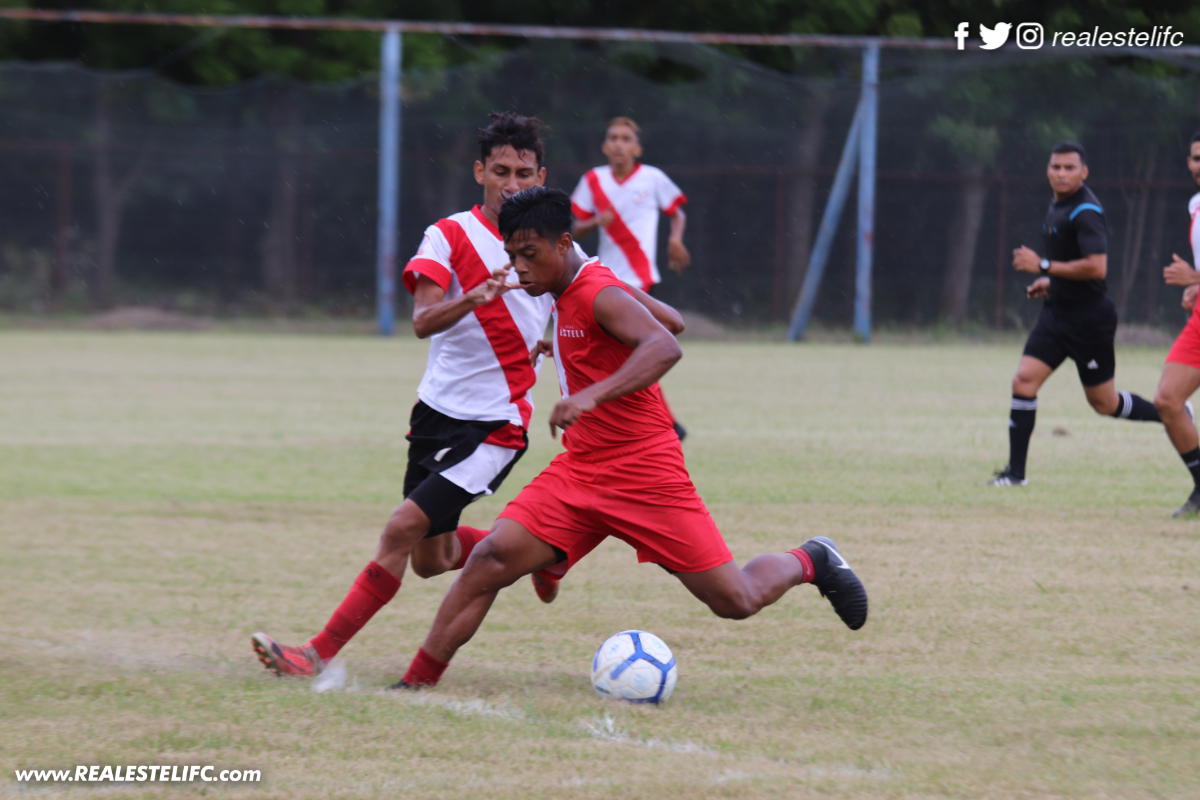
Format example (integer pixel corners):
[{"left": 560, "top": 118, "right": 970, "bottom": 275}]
[
  {"left": 479, "top": 112, "right": 547, "bottom": 167},
  {"left": 498, "top": 186, "right": 572, "bottom": 243}
]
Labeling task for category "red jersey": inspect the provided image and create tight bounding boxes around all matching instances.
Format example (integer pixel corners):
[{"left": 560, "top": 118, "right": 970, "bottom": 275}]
[{"left": 551, "top": 259, "right": 676, "bottom": 455}]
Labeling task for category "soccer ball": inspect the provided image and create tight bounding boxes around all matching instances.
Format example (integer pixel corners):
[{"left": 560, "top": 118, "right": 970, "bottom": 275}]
[{"left": 590, "top": 630, "right": 677, "bottom": 704}]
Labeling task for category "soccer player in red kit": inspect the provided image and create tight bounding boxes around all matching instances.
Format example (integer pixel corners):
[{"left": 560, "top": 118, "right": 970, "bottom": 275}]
[
  {"left": 394, "top": 187, "right": 867, "bottom": 690},
  {"left": 1154, "top": 130, "right": 1200, "bottom": 516},
  {"left": 250, "top": 116, "right": 685, "bottom": 676}
]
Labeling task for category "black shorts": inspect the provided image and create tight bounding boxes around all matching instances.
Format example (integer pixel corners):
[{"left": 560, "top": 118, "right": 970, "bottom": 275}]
[
  {"left": 403, "top": 401, "right": 527, "bottom": 537},
  {"left": 1022, "top": 298, "right": 1117, "bottom": 387}
]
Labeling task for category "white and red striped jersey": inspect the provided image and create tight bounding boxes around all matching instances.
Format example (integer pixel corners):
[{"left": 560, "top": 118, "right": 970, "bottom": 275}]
[
  {"left": 1190, "top": 192, "right": 1200, "bottom": 270},
  {"left": 402, "top": 205, "right": 555, "bottom": 448},
  {"left": 570, "top": 164, "right": 687, "bottom": 291}
]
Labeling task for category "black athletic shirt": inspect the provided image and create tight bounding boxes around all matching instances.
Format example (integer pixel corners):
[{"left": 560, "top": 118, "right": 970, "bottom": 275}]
[{"left": 1042, "top": 184, "right": 1107, "bottom": 310}]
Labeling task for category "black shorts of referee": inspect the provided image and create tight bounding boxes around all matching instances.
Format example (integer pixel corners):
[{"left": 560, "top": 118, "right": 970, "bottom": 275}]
[{"left": 1022, "top": 296, "right": 1117, "bottom": 387}]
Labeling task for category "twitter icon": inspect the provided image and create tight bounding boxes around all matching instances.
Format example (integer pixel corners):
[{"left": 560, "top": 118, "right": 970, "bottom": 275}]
[{"left": 979, "top": 22, "right": 1012, "bottom": 49}]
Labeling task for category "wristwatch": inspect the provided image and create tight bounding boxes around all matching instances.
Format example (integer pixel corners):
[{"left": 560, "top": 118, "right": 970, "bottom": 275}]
[{"left": 1039, "top": 258, "right": 1050, "bottom": 276}]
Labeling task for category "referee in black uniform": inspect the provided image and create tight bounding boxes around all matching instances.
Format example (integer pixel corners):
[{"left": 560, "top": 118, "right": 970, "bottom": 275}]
[{"left": 990, "top": 141, "right": 1162, "bottom": 486}]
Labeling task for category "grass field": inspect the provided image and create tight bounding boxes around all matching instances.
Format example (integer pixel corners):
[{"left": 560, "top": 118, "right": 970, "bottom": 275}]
[{"left": 3, "top": 330, "right": 1199, "bottom": 799}]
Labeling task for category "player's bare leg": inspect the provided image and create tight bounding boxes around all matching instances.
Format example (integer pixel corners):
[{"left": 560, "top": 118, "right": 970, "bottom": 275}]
[
  {"left": 392, "top": 519, "right": 561, "bottom": 687},
  {"left": 409, "top": 530, "right": 461, "bottom": 579},
  {"left": 1012, "top": 354, "right": 1054, "bottom": 398},
  {"left": 1083, "top": 379, "right": 1120, "bottom": 416},
  {"left": 1155, "top": 362, "right": 1200, "bottom": 515},
  {"left": 252, "top": 500, "right": 432, "bottom": 677},
  {"left": 411, "top": 524, "right": 496, "bottom": 579},
  {"left": 372, "top": 500, "right": 432, "bottom": 576},
  {"left": 1084, "top": 377, "right": 1163, "bottom": 422},
  {"left": 673, "top": 537, "right": 867, "bottom": 630}
]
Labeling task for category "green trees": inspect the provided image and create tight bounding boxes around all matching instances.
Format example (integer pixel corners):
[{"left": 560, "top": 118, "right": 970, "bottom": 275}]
[{"left": 3, "top": 1, "right": 1199, "bottom": 86}]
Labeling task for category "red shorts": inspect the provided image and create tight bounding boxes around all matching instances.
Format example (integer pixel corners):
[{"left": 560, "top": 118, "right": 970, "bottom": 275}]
[
  {"left": 1167, "top": 311, "right": 1200, "bottom": 370},
  {"left": 500, "top": 432, "right": 733, "bottom": 574}
]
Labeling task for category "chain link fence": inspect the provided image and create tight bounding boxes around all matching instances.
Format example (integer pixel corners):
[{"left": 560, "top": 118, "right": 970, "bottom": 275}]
[{"left": 2, "top": 42, "right": 1199, "bottom": 330}]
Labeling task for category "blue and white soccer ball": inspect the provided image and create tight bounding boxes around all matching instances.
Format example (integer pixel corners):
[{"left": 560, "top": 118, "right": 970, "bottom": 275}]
[{"left": 590, "top": 630, "right": 677, "bottom": 704}]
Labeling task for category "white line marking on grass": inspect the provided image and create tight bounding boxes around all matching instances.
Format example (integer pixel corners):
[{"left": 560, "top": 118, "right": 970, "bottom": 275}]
[
  {"left": 392, "top": 692, "right": 526, "bottom": 720},
  {"left": 557, "top": 777, "right": 617, "bottom": 787},
  {"left": 712, "top": 769, "right": 763, "bottom": 783},
  {"left": 798, "top": 764, "right": 894, "bottom": 781},
  {"left": 579, "top": 713, "right": 712, "bottom": 754}
]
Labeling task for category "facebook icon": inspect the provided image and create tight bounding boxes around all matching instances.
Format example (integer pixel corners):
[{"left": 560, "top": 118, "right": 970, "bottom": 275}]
[{"left": 954, "top": 22, "right": 970, "bottom": 50}]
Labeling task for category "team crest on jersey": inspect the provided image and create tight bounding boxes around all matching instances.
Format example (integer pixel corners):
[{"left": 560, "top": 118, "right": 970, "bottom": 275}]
[{"left": 559, "top": 325, "right": 586, "bottom": 339}]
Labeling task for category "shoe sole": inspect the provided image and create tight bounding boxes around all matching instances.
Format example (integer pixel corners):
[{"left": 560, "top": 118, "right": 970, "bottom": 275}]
[
  {"left": 251, "top": 633, "right": 286, "bottom": 677},
  {"left": 808, "top": 537, "right": 869, "bottom": 631}
]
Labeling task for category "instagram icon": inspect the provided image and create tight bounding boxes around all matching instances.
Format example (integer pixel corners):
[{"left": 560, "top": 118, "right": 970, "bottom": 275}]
[{"left": 1016, "top": 22, "right": 1044, "bottom": 49}]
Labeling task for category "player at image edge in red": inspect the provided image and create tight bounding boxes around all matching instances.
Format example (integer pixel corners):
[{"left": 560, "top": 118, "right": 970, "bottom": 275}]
[
  {"left": 391, "top": 186, "right": 868, "bottom": 690},
  {"left": 1154, "top": 129, "right": 1200, "bottom": 516}
]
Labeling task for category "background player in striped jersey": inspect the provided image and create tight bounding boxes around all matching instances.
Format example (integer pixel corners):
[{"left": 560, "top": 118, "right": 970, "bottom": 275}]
[
  {"left": 571, "top": 116, "right": 691, "bottom": 440},
  {"left": 250, "top": 113, "right": 563, "bottom": 677},
  {"left": 1154, "top": 131, "right": 1200, "bottom": 516},
  {"left": 394, "top": 187, "right": 866, "bottom": 690}
]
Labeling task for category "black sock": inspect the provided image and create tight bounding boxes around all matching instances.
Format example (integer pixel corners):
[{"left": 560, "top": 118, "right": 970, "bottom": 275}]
[
  {"left": 1112, "top": 391, "right": 1162, "bottom": 422},
  {"left": 1008, "top": 395, "right": 1037, "bottom": 479},
  {"left": 1181, "top": 447, "right": 1200, "bottom": 492}
]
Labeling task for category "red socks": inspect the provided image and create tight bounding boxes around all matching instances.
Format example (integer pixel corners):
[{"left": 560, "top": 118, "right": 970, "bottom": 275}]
[
  {"left": 788, "top": 548, "right": 815, "bottom": 584},
  {"left": 402, "top": 646, "right": 449, "bottom": 687},
  {"left": 308, "top": 561, "right": 401, "bottom": 661},
  {"left": 453, "top": 525, "right": 489, "bottom": 570}
]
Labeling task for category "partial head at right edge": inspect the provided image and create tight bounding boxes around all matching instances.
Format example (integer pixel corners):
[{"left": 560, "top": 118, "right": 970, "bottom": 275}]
[{"left": 1188, "top": 130, "right": 1200, "bottom": 188}]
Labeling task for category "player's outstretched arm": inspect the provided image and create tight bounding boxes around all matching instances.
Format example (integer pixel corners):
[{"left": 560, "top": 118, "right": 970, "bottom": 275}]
[
  {"left": 549, "top": 287, "right": 681, "bottom": 435},
  {"left": 411, "top": 269, "right": 519, "bottom": 338},
  {"left": 625, "top": 284, "right": 685, "bottom": 334}
]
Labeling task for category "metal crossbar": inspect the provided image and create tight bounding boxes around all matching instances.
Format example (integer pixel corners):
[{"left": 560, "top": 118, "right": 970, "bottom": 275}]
[{"left": 0, "top": 8, "right": 964, "bottom": 49}]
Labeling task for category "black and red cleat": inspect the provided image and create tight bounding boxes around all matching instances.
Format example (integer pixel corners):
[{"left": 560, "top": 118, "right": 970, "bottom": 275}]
[
  {"left": 531, "top": 569, "right": 560, "bottom": 604},
  {"left": 251, "top": 632, "right": 324, "bottom": 677},
  {"left": 799, "top": 537, "right": 868, "bottom": 630}
]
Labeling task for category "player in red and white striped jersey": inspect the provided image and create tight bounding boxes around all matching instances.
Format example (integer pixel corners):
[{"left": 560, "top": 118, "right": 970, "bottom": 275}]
[
  {"left": 571, "top": 116, "right": 691, "bottom": 440},
  {"left": 251, "top": 114, "right": 565, "bottom": 678},
  {"left": 571, "top": 117, "right": 690, "bottom": 291}
]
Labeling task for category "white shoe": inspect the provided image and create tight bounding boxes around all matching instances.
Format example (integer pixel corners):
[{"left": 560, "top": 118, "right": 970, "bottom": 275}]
[
  {"left": 987, "top": 467, "right": 1028, "bottom": 487},
  {"left": 1186, "top": 401, "right": 1195, "bottom": 425}
]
